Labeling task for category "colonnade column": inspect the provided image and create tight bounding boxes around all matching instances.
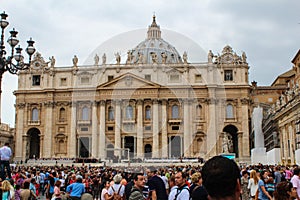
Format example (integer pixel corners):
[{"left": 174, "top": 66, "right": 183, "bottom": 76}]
[
  {"left": 99, "top": 100, "right": 106, "bottom": 159},
  {"left": 152, "top": 99, "right": 159, "bottom": 158},
  {"left": 15, "top": 103, "right": 25, "bottom": 161},
  {"left": 44, "top": 102, "right": 54, "bottom": 158},
  {"left": 136, "top": 100, "right": 144, "bottom": 158},
  {"left": 161, "top": 99, "right": 168, "bottom": 158},
  {"left": 207, "top": 95, "right": 217, "bottom": 156},
  {"left": 241, "top": 99, "right": 250, "bottom": 157},
  {"left": 183, "top": 99, "right": 191, "bottom": 157},
  {"left": 91, "top": 101, "right": 98, "bottom": 157},
  {"left": 115, "top": 100, "right": 121, "bottom": 158},
  {"left": 69, "top": 102, "right": 77, "bottom": 158}
]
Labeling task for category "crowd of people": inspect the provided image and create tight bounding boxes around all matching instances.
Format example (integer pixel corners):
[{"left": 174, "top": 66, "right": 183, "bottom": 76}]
[{"left": 0, "top": 143, "right": 299, "bottom": 200}]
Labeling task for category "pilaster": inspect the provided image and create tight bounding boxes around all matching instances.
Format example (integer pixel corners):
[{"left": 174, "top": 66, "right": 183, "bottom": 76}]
[
  {"left": 152, "top": 99, "right": 159, "bottom": 157},
  {"left": 99, "top": 100, "right": 106, "bottom": 158}
]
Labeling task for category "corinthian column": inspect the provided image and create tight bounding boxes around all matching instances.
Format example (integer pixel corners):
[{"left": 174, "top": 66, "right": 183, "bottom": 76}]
[
  {"left": 99, "top": 100, "right": 106, "bottom": 158},
  {"left": 91, "top": 101, "right": 98, "bottom": 157},
  {"left": 69, "top": 102, "right": 77, "bottom": 157},
  {"left": 152, "top": 99, "right": 159, "bottom": 158},
  {"left": 161, "top": 99, "right": 168, "bottom": 158},
  {"left": 15, "top": 103, "right": 26, "bottom": 161},
  {"left": 136, "top": 100, "right": 144, "bottom": 158},
  {"left": 44, "top": 102, "right": 54, "bottom": 158},
  {"left": 115, "top": 100, "right": 121, "bottom": 157},
  {"left": 183, "top": 99, "right": 190, "bottom": 157}
]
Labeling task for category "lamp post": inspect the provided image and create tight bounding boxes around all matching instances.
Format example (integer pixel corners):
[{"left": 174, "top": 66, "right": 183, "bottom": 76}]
[{"left": 0, "top": 11, "right": 36, "bottom": 123}]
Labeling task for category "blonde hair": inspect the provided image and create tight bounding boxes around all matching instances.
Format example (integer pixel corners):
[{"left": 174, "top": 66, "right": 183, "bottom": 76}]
[
  {"left": 1, "top": 180, "right": 11, "bottom": 192},
  {"left": 250, "top": 170, "right": 259, "bottom": 185},
  {"left": 191, "top": 172, "right": 201, "bottom": 184}
]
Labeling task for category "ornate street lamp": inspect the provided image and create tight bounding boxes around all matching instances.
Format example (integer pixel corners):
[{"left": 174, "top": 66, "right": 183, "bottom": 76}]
[{"left": 0, "top": 11, "right": 36, "bottom": 123}]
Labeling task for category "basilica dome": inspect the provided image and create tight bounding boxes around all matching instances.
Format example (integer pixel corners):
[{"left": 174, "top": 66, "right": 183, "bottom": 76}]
[{"left": 128, "top": 15, "right": 183, "bottom": 64}]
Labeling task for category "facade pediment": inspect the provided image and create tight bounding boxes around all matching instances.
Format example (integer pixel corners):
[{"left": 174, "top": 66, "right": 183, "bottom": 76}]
[{"left": 98, "top": 73, "right": 161, "bottom": 89}]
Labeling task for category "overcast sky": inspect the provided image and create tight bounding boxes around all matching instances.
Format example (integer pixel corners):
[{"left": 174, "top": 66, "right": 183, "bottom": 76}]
[{"left": 1, "top": 0, "right": 300, "bottom": 126}]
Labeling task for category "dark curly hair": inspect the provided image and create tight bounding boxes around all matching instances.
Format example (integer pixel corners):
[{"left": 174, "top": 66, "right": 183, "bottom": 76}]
[
  {"left": 273, "top": 181, "right": 293, "bottom": 200},
  {"left": 202, "top": 156, "right": 240, "bottom": 199}
]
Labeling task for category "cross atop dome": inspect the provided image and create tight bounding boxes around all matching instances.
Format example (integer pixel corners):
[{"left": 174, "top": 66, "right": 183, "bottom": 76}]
[{"left": 147, "top": 14, "right": 161, "bottom": 39}]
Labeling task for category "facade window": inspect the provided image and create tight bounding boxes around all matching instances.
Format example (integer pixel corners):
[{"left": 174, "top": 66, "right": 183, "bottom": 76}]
[
  {"left": 108, "top": 126, "right": 114, "bottom": 131},
  {"left": 108, "top": 75, "right": 114, "bottom": 82},
  {"left": 126, "top": 105, "right": 133, "bottom": 120},
  {"left": 32, "top": 75, "right": 41, "bottom": 86},
  {"left": 145, "top": 74, "right": 151, "bottom": 81},
  {"left": 60, "top": 78, "right": 67, "bottom": 86},
  {"left": 145, "top": 126, "right": 151, "bottom": 131},
  {"left": 81, "top": 127, "right": 89, "bottom": 131},
  {"left": 145, "top": 106, "right": 151, "bottom": 120},
  {"left": 82, "top": 106, "right": 89, "bottom": 120},
  {"left": 195, "top": 74, "right": 202, "bottom": 83},
  {"left": 32, "top": 108, "right": 39, "bottom": 121},
  {"left": 81, "top": 77, "right": 90, "bottom": 84},
  {"left": 59, "top": 108, "right": 66, "bottom": 121},
  {"left": 224, "top": 70, "right": 233, "bottom": 81},
  {"left": 108, "top": 106, "right": 114, "bottom": 121},
  {"left": 196, "top": 105, "right": 202, "bottom": 119},
  {"left": 226, "top": 104, "right": 234, "bottom": 118},
  {"left": 172, "top": 105, "right": 179, "bottom": 119}
]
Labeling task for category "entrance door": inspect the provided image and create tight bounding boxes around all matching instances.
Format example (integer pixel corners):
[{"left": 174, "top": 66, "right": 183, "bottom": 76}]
[
  {"left": 144, "top": 144, "right": 152, "bottom": 158},
  {"left": 170, "top": 136, "right": 181, "bottom": 157},
  {"left": 79, "top": 137, "right": 90, "bottom": 158},
  {"left": 223, "top": 125, "right": 239, "bottom": 157},
  {"left": 27, "top": 128, "right": 41, "bottom": 159},
  {"left": 124, "top": 136, "right": 134, "bottom": 159}
]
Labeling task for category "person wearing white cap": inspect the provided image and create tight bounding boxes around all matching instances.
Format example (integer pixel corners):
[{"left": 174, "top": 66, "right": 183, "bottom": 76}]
[{"left": 66, "top": 174, "right": 85, "bottom": 200}]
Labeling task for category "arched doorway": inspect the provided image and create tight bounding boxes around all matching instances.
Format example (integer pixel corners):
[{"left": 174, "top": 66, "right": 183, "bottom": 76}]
[
  {"left": 27, "top": 128, "right": 41, "bottom": 159},
  {"left": 223, "top": 125, "right": 239, "bottom": 157},
  {"left": 106, "top": 144, "right": 114, "bottom": 159},
  {"left": 144, "top": 144, "right": 152, "bottom": 158}
]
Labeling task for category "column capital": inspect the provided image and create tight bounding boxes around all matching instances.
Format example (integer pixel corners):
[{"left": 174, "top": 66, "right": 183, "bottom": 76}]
[
  {"left": 100, "top": 100, "right": 106, "bottom": 106},
  {"left": 16, "top": 103, "right": 26, "bottom": 109},
  {"left": 70, "top": 101, "right": 77, "bottom": 107},
  {"left": 137, "top": 99, "right": 143, "bottom": 106},
  {"left": 44, "top": 101, "right": 55, "bottom": 108},
  {"left": 240, "top": 98, "right": 250, "bottom": 105},
  {"left": 92, "top": 101, "right": 99, "bottom": 107},
  {"left": 161, "top": 99, "right": 168, "bottom": 105},
  {"left": 152, "top": 99, "right": 159, "bottom": 104},
  {"left": 114, "top": 99, "right": 121, "bottom": 105}
]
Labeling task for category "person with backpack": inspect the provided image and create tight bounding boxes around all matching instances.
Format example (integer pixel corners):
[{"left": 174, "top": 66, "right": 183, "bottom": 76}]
[
  {"left": 107, "top": 174, "right": 125, "bottom": 200},
  {"left": 171, "top": 171, "right": 190, "bottom": 200},
  {"left": 129, "top": 173, "right": 145, "bottom": 200}
]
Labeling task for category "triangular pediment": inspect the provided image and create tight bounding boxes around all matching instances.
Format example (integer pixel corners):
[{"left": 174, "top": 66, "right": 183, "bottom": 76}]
[{"left": 98, "top": 73, "right": 161, "bottom": 89}]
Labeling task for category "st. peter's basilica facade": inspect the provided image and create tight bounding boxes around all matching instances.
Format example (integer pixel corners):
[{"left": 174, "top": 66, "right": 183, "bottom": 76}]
[{"left": 14, "top": 16, "right": 251, "bottom": 162}]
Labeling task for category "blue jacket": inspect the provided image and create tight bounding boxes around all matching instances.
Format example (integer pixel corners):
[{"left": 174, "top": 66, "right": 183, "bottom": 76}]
[{"left": 66, "top": 182, "right": 85, "bottom": 197}]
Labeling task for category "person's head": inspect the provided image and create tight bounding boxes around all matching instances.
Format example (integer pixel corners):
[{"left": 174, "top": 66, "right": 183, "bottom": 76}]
[
  {"left": 1, "top": 180, "right": 11, "bottom": 191},
  {"left": 146, "top": 167, "right": 157, "bottom": 178},
  {"left": 104, "top": 180, "right": 110, "bottom": 189},
  {"left": 293, "top": 168, "right": 300, "bottom": 176},
  {"left": 76, "top": 175, "right": 83, "bottom": 183},
  {"left": 168, "top": 175, "right": 176, "bottom": 189},
  {"left": 191, "top": 172, "right": 202, "bottom": 185},
  {"left": 23, "top": 181, "right": 30, "bottom": 189},
  {"left": 242, "top": 170, "right": 248, "bottom": 178},
  {"left": 133, "top": 173, "right": 145, "bottom": 189},
  {"left": 175, "top": 171, "right": 187, "bottom": 187},
  {"left": 249, "top": 170, "right": 259, "bottom": 185},
  {"left": 55, "top": 180, "right": 61, "bottom": 187},
  {"left": 113, "top": 174, "right": 122, "bottom": 184},
  {"left": 260, "top": 170, "right": 269, "bottom": 182},
  {"left": 274, "top": 181, "right": 297, "bottom": 200},
  {"left": 202, "top": 156, "right": 241, "bottom": 200}
]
